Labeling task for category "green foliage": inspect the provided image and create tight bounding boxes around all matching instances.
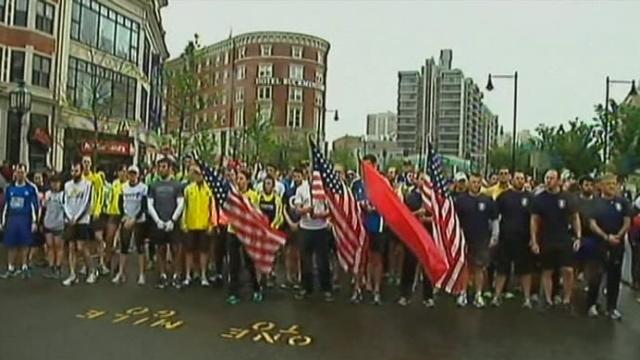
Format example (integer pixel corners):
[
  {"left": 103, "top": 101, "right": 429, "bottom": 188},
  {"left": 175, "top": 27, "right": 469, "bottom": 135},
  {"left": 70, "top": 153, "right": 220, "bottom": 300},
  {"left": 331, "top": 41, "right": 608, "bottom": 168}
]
[
  {"left": 331, "top": 148, "right": 357, "bottom": 171},
  {"left": 600, "top": 102, "right": 640, "bottom": 176},
  {"left": 488, "top": 143, "right": 531, "bottom": 173}
]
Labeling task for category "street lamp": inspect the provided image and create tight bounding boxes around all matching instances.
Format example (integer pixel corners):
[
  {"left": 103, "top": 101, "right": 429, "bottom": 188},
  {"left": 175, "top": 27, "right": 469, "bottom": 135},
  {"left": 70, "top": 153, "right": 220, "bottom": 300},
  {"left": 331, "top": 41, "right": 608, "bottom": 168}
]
[
  {"left": 486, "top": 71, "right": 518, "bottom": 173},
  {"left": 603, "top": 76, "right": 637, "bottom": 164},
  {"left": 9, "top": 81, "right": 32, "bottom": 164},
  {"left": 317, "top": 109, "right": 339, "bottom": 153}
]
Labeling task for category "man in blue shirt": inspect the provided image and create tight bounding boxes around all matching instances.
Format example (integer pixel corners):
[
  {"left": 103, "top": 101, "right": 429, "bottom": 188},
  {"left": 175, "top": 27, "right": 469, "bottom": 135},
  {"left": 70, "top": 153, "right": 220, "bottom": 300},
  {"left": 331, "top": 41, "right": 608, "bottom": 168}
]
[
  {"left": 352, "top": 154, "right": 385, "bottom": 304},
  {"left": 0, "top": 164, "right": 39, "bottom": 279}
]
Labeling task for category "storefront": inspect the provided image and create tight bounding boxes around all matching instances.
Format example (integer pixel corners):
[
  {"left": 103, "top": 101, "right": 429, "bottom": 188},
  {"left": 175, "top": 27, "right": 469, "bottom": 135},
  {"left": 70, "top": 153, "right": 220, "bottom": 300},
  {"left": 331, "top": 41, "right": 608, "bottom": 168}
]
[{"left": 63, "top": 129, "right": 134, "bottom": 178}]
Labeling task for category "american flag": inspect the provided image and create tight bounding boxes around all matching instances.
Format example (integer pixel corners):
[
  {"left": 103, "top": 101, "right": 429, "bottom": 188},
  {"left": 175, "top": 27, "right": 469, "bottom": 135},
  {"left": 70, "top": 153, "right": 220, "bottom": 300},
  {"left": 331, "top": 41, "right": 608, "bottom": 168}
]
[
  {"left": 196, "top": 158, "right": 286, "bottom": 274},
  {"left": 421, "top": 144, "right": 467, "bottom": 293},
  {"left": 310, "top": 141, "right": 367, "bottom": 274}
]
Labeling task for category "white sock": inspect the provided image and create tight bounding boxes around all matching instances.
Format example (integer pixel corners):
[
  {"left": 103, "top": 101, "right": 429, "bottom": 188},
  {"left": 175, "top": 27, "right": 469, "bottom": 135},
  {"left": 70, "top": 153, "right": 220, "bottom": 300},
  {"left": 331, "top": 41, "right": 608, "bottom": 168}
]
[{"left": 8, "top": 264, "right": 15, "bottom": 271}]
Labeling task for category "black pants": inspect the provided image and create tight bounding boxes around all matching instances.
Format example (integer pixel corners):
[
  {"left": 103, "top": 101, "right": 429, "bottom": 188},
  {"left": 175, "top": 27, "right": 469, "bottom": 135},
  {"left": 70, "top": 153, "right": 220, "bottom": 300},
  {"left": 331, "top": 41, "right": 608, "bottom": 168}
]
[
  {"left": 300, "top": 228, "right": 333, "bottom": 293},
  {"left": 227, "top": 233, "right": 260, "bottom": 297},
  {"left": 400, "top": 244, "right": 433, "bottom": 300},
  {"left": 587, "top": 246, "right": 624, "bottom": 311},
  {"left": 214, "top": 226, "right": 228, "bottom": 275},
  {"left": 631, "top": 232, "right": 640, "bottom": 287}
]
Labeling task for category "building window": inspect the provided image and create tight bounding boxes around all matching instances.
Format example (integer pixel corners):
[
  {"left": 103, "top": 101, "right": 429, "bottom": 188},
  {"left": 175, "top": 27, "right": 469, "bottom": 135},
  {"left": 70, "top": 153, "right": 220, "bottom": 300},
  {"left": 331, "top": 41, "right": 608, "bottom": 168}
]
[
  {"left": 317, "top": 51, "right": 324, "bottom": 64},
  {"left": 32, "top": 54, "right": 51, "bottom": 88},
  {"left": 224, "top": 51, "right": 229, "bottom": 64},
  {"left": 223, "top": 70, "right": 228, "bottom": 84},
  {"left": 29, "top": 113, "right": 49, "bottom": 171},
  {"left": 14, "top": 0, "right": 29, "bottom": 27},
  {"left": 0, "top": 0, "right": 6, "bottom": 24},
  {"left": 287, "top": 106, "right": 303, "bottom": 128},
  {"left": 235, "top": 106, "right": 245, "bottom": 127},
  {"left": 289, "top": 87, "right": 303, "bottom": 102},
  {"left": 292, "top": 46, "right": 303, "bottom": 59},
  {"left": 316, "top": 71, "right": 324, "bottom": 84},
  {"left": 142, "top": 36, "right": 151, "bottom": 77},
  {"left": 257, "top": 86, "right": 272, "bottom": 100},
  {"left": 214, "top": 72, "right": 220, "bottom": 85},
  {"left": 67, "top": 57, "right": 137, "bottom": 120},
  {"left": 235, "top": 88, "right": 244, "bottom": 103},
  {"left": 35, "top": 0, "right": 55, "bottom": 34},
  {"left": 221, "top": 93, "right": 227, "bottom": 105},
  {"left": 71, "top": 0, "right": 139, "bottom": 63},
  {"left": 236, "top": 65, "right": 246, "bottom": 80},
  {"left": 258, "top": 64, "right": 272, "bottom": 78},
  {"left": 261, "top": 45, "right": 272, "bottom": 56},
  {"left": 238, "top": 46, "right": 246, "bottom": 59},
  {"left": 10, "top": 50, "right": 25, "bottom": 82},
  {"left": 289, "top": 64, "right": 304, "bottom": 80},
  {"left": 215, "top": 54, "right": 221, "bottom": 66},
  {"left": 140, "top": 87, "right": 148, "bottom": 125},
  {"left": 315, "top": 91, "right": 323, "bottom": 107}
]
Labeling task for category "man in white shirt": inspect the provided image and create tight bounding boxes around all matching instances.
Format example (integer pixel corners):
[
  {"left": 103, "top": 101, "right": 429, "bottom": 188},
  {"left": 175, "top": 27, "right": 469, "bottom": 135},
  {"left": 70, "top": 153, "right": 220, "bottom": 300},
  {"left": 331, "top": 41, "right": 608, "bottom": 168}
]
[{"left": 292, "top": 173, "right": 334, "bottom": 302}]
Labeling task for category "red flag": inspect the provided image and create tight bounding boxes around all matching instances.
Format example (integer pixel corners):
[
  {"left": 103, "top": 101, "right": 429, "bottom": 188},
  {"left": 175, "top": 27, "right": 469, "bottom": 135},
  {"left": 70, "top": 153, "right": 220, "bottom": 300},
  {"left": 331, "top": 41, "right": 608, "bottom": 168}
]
[{"left": 361, "top": 162, "right": 448, "bottom": 282}]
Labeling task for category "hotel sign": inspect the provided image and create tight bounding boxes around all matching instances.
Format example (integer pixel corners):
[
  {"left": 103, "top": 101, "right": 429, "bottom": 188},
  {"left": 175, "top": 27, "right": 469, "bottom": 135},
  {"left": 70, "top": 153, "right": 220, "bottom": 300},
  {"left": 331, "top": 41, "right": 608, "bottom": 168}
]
[{"left": 256, "top": 77, "right": 325, "bottom": 91}]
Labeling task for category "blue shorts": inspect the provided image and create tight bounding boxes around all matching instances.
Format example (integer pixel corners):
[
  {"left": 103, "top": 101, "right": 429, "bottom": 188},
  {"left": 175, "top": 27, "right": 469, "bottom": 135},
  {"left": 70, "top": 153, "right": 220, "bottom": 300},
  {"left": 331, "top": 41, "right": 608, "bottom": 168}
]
[{"left": 4, "top": 216, "right": 33, "bottom": 248}]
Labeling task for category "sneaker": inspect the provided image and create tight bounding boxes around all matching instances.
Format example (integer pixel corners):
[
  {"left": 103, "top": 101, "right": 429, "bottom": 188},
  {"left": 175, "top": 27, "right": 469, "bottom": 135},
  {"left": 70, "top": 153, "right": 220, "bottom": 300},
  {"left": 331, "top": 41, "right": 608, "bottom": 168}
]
[
  {"left": 79, "top": 266, "right": 87, "bottom": 277},
  {"left": 201, "top": 277, "right": 210, "bottom": 287},
  {"left": 588, "top": 305, "right": 599, "bottom": 318},
  {"left": 531, "top": 294, "right": 540, "bottom": 304},
  {"left": 483, "top": 291, "right": 493, "bottom": 299},
  {"left": 172, "top": 276, "right": 182, "bottom": 290},
  {"left": 504, "top": 291, "right": 515, "bottom": 300},
  {"left": 252, "top": 291, "right": 264, "bottom": 303},
  {"left": 182, "top": 276, "right": 191, "bottom": 287},
  {"left": 423, "top": 298, "right": 435, "bottom": 308},
  {"left": 112, "top": 272, "right": 126, "bottom": 284},
  {"left": 397, "top": 297, "right": 410, "bottom": 307},
  {"left": 522, "top": 299, "right": 533, "bottom": 309},
  {"left": 473, "top": 294, "right": 486, "bottom": 308},
  {"left": 86, "top": 270, "right": 98, "bottom": 284},
  {"left": 53, "top": 267, "right": 62, "bottom": 280},
  {"left": 323, "top": 292, "right": 335, "bottom": 302},
  {"left": 156, "top": 274, "right": 168, "bottom": 289},
  {"left": 266, "top": 276, "right": 276, "bottom": 289},
  {"left": 43, "top": 268, "right": 57, "bottom": 279},
  {"left": 456, "top": 293, "right": 468, "bottom": 307},
  {"left": 0, "top": 268, "right": 17, "bottom": 279},
  {"left": 21, "top": 267, "right": 32, "bottom": 279},
  {"left": 137, "top": 274, "right": 146, "bottom": 286},
  {"left": 99, "top": 264, "right": 110, "bottom": 276},
  {"left": 294, "top": 290, "right": 308, "bottom": 300},
  {"left": 62, "top": 273, "right": 78, "bottom": 287},
  {"left": 609, "top": 309, "right": 622, "bottom": 321},
  {"left": 372, "top": 292, "right": 382, "bottom": 305},
  {"left": 553, "top": 295, "right": 562, "bottom": 305},
  {"left": 209, "top": 274, "right": 223, "bottom": 286},
  {"left": 490, "top": 297, "right": 502, "bottom": 307},
  {"left": 226, "top": 295, "right": 240, "bottom": 305},
  {"left": 350, "top": 290, "right": 363, "bottom": 304}
]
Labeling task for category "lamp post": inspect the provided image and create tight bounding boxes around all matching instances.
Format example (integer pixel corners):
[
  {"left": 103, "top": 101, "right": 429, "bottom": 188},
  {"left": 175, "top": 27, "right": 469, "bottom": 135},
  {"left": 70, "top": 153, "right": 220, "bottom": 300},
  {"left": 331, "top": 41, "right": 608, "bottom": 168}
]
[
  {"left": 486, "top": 71, "right": 518, "bottom": 173},
  {"left": 318, "top": 109, "right": 339, "bottom": 154},
  {"left": 8, "top": 81, "right": 32, "bottom": 164},
  {"left": 603, "top": 76, "right": 637, "bottom": 164}
]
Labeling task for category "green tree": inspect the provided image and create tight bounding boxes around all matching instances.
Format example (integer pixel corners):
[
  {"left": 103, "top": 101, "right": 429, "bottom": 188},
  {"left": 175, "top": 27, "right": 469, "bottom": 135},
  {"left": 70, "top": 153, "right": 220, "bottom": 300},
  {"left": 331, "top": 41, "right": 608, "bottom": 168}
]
[
  {"left": 597, "top": 102, "right": 640, "bottom": 176},
  {"left": 488, "top": 142, "right": 531, "bottom": 173},
  {"left": 331, "top": 148, "right": 357, "bottom": 171}
]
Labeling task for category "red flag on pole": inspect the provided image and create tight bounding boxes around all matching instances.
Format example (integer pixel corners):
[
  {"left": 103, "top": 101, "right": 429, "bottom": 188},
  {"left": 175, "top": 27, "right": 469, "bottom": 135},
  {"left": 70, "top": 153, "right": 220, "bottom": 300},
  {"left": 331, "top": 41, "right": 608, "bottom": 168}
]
[{"left": 361, "top": 161, "right": 448, "bottom": 282}]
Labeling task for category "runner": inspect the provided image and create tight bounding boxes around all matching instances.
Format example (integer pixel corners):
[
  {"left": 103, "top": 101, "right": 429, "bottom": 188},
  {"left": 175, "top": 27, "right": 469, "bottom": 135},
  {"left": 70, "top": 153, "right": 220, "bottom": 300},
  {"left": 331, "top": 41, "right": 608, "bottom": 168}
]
[
  {"left": 293, "top": 169, "right": 334, "bottom": 302},
  {"left": 492, "top": 171, "right": 534, "bottom": 308},
  {"left": 147, "top": 157, "right": 185, "bottom": 289},
  {"left": 62, "top": 161, "right": 95, "bottom": 286},
  {"left": 81, "top": 156, "right": 108, "bottom": 278},
  {"left": 42, "top": 174, "right": 65, "bottom": 279},
  {"left": 281, "top": 167, "right": 303, "bottom": 290},
  {"left": 530, "top": 169, "right": 581, "bottom": 310},
  {"left": 256, "top": 175, "right": 284, "bottom": 288},
  {"left": 182, "top": 164, "right": 217, "bottom": 287},
  {"left": 352, "top": 154, "right": 386, "bottom": 305},
  {"left": 112, "top": 166, "right": 148, "bottom": 285},
  {"left": 455, "top": 173, "right": 499, "bottom": 308},
  {"left": 226, "top": 170, "right": 261, "bottom": 304},
  {"left": 586, "top": 173, "right": 631, "bottom": 320},
  {"left": 103, "top": 165, "right": 128, "bottom": 274},
  {"left": 0, "top": 164, "right": 39, "bottom": 279}
]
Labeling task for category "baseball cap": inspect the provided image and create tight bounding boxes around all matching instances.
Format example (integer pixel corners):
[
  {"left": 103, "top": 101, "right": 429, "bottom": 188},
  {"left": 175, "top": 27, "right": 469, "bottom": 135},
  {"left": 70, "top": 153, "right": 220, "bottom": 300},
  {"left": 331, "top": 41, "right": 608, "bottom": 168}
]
[
  {"left": 454, "top": 172, "right": 468, "bottom": 182},
  {"left": 127, "top": 165, "right": 140, "bottom": 174}
]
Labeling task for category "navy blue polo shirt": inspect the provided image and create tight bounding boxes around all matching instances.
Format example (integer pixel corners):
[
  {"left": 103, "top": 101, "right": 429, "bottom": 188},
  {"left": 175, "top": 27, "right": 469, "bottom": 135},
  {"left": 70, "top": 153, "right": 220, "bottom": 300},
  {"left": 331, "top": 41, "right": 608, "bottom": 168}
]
[
  {"left": 351, "top": 178, "right": 384, "bottom": 233},
  {"left": 590, "top": 196, "right": 632, "bottom": 237}
]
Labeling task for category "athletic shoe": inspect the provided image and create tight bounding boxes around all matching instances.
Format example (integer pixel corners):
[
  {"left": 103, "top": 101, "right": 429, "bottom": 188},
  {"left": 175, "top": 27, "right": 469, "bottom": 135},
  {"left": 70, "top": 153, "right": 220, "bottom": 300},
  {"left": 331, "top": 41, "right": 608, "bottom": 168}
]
[
  {"left": 474, "top": 293, "right": 486, "bottom": 309},
  {"left": 531, "top": 294, "right": 540, "bottom": 304},
  {"left": 112, "top": 273, "right": 126, "bottom": 284},
  {"left": 553, "top": 295, "right": 562, "bottom": 305},
  {"left": 266, "top": 275, "right": 276, "bottom": 289},
  {"left": 456, "top": 293, "right": 468, "bottom": 307},
  {"left": 99, "top": 264, "right": 110, "bottom": 276},
  {"left": 182, "top": 277, "right": 191, "bottom": 287},
  {"left": 588, "top": 305, "right": 599, "bottom": 318},
  {"left": 372, "top": 292, "right": 382, "bottom": 305},
  {"left": 172, "top": 275, "right": 182, "bottom": 290},
  {"left": 490, "top": 297, "right": 502, "bottom": 307},
  {"left": 43, "top": 267, "right": 57, "bottom": 279},
  {"left": 423, "top": 298, "right": 435, "bottom": 308},
  {"left": 350, "top": 290, "right": 363, "bottom": 304},
  {"left": 226, "top": 295, "right": 240, "bottom": 305},
  {"left": 156, "top": 274, "right": 168, "bottom": 289},
  {"left": 79, "top": 266, "right": 87, "bottom": 277},
  {"left": 252, "top": 291, "right": 264, "bottom": 303},
  {"left": 397, "top": 297, "right": 410, "bottom": 307},
  {"left": 294, "top": 290, "right": 308, "bottom": 300},
  {"left": 483, "top": 291, "right": 493, "bottom": 299},
  {"left": 62, "top": 273, "right": 78, "bottom": 287},
  {"left": 522, "top": 299, "right": 533, "bottom": 309},
  {"left": 53, "top": 267, "right": 62, "bottom": 279},
  {"left": 609, "top": 309, "right": 622, "bottom": 321},
  {"left": 200, "top": 277, "right": 210, "bottom": 287},
  {"left": 137, "top": 274, "right": 146, "bottom": 286},
  {"left": 323, "top": 292, "right": 335, "bottom": 302},
  {"left": 21, "top": 267, "right": 32, "bottom": 279},
  {"left": 504, "top": 291, "right": 515, "bottom": 300},
  {"left": 0, "top": 268, "right": 16, "bottom": 279},
  {"left": 208, "top": 274, "right": 223, "bottom": 287},
  {"left": 86, "top": 270, "right": 98, "bottom": 284}
]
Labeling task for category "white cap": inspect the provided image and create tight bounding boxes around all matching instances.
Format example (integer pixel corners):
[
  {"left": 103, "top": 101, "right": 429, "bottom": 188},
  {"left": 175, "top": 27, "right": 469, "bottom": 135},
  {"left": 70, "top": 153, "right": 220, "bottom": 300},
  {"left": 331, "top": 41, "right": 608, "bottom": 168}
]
[
  {"left": 454, "top": 172, "right": 468, "bottom": 182},
  {"left": 127, "top": 165, "right": 140, "bottom": 174}
]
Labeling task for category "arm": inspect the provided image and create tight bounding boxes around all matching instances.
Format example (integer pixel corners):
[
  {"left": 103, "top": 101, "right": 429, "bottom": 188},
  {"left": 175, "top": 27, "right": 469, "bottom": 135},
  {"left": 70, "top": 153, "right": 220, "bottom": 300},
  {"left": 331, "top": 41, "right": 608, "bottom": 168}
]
[
  {"left": 617, "top": 217, "right": 631, "bottom": 239},
  {"left": 147, "top": 197, "right": 162, "bottom": 225},
  {"left": 134, "top": 194, "right": 147, "bottom": 222},
  {"left": 76, "top": 184, "right": 93, "bottom": 223},
  {"left": 589, "top": 219, "right": 610, "bottom": 240},
  {"left": 530, "top": 214, "right": 540, "bottom": 253},
  {"left": 209, "top": 193, "right": 218, "bottom": 228},
  {"left": 172, "top": 197, "right": 185, "bottom": 223},
  {"left": 63, "top": 186, "right": 74, "bottom": 223},
  {"left": 31, "top": 189, "right": 39, "bottom": 225},
  {"left": 1, "top": 196, "right": 7, "bottom": 227},
  {"left": 571, "top": 212, "right": 582, "bottom": 239}
]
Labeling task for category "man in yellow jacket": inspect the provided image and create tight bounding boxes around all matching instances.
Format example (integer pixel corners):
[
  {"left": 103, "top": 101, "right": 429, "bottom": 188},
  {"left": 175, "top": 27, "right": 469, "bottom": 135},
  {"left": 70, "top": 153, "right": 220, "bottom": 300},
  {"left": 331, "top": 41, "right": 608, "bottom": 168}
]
[
  {"left": 81, "top": 155, "right": 107, "bottom": 277},
  {"left": 183, "top": 164, "right": 217, "bottom": 287}
]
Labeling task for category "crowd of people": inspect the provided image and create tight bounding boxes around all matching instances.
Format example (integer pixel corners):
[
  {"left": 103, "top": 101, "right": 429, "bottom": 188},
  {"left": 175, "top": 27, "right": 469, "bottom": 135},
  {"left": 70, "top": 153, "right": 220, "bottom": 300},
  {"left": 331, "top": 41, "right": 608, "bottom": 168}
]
[{"left": 1, "top": 155, "right": 639, "bottom": 320}]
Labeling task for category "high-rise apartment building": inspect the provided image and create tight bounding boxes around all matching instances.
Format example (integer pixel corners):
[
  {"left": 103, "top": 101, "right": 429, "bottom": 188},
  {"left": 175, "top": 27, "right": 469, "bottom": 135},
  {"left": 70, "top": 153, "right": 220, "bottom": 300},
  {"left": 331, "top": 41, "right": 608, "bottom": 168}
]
[
  {"left": 366, "top": 111, "right": 396, "bottom": 141},
  {"left": 396, "top": 71, "right": 421, "bottom": 152}
]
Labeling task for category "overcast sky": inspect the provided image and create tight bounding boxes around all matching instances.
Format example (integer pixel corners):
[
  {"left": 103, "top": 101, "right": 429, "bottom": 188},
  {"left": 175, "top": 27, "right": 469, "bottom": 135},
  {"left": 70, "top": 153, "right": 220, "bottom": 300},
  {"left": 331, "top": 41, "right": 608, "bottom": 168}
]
[{"left": 163, "top": 0, "right": 640, "bottom": 141}]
